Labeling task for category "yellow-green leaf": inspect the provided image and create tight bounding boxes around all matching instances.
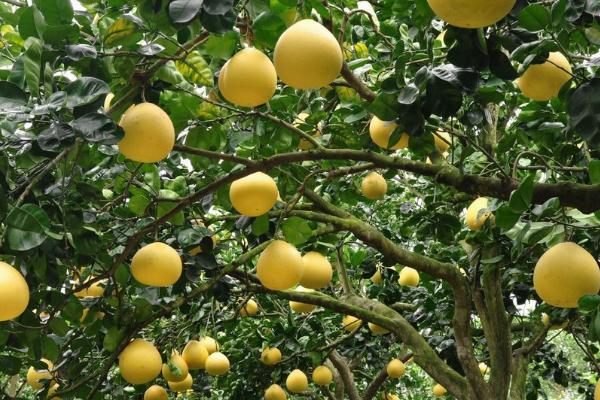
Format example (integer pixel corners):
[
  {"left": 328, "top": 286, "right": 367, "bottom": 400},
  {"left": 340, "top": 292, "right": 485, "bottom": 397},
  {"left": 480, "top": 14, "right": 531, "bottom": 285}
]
[
  {"left": 104, "top": 18, "right": 141, "bottom": 48},
  {"left": 176, "top": 51, "right": 212, "bottom": 86}
]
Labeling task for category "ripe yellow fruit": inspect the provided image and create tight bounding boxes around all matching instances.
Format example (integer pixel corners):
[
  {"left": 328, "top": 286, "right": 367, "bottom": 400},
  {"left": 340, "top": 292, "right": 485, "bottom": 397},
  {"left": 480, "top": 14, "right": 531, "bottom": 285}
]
[
  {"left": 286, "top": 369, "right": 308, "bottom": 393},
  {"left": 182, "top": 340, "right": 209, "bottom": 369},
  {"left": 386, "top": 359, "right": 406, "bottom": 378},
  {"left": 274, "top": 19, "right": 343, "bottom": 89},
  {"left": 295, "top": 112, "right": 322, "bottom": 150},
  {"left": 368, "top": 322, "right": 390, "bottom": 335},
  {"left": 383, "top": 394, "right": 400, "bottom": 400},
  {"left": 230, "top": 172, "right": 279, "bottom": 217},
  {"left": 370, "top": 268, "right": 382, "bottom": 284},
  {"left": 119, "top": 339, "right": 162, "bottom": 384},
  {"left": 261, "top": 347, "right": 282, "bottom": 366},
  {"left": 218, "top": 48, "right": 277, "bottom": 108},
  {"left": 361, "top": 172, "right": 387, "bottom": 200},
  {"left": 516, "top": 52, "right": 572, "bottom": 101},
  {"left": 0, "top": 262, "right": 29, "bottom": 321},
  {"left": 74, "top": 278, "right": 106, "bottom": 298},
  {"left": 265, "top": 384, "right": 287, "bottom": 400},
  {"left": 168, "top": 374, "right": 193, "bottom": 392},
  {"left": 205, "top": 352, "right": 230, "bottom": 376},
  {"left": 342, "top": 315, "right": 362, "bottom": 332},
  {"left": 144, "top": 385, "right": 168, "bottom": 400},
  {"left": 595, "top": 380, "right": 600, "bottom": 400},
  {"left": 289, "top": 286, "right": 317, "bottom": 313},
  {"left": 398, "top": 267, "right": 420, "bottom": 287},
  {"left": 257, "top": 240, "right": 304, "bottom": 290},
  {"left": 162, "top": 351, "right": 189, "bottom": 382},
  {"left": 534, "top": 242, "right": 600, "bottom": 308},
  {"left": 47, "top": 383, "right": 61, "bottom": 400},
  {"left": 541, "top": 312, "right": 568, "bottom": 331},
  {"left": 312, "top": 365, "right": 333, "bottom": 386},
  {"left": 369, "top": 117, "right": 409, "bottom": 150},
  {"left": 118, "top": 103, "right": 175, "bottom": 163},
  {"left": 427, "top": 0, "right": 516, "bottom": 28},
  {"left": 433, "top": 383, "right": 447, "bottom": 396},
  {"left": 239, "top": 298, "right": 259, "bottom": 316},
  {"left": 465, "top": 197, "right": 492, "bottom": 231},
  {"left": 479, "top": 362, "right": 489, "bottom": 375},
  {"left": 300, "top": 252, "right": 333, "bottom": 289},
  {"left": 27, "top": 359, "right": 53, "bottom": 390},
  {"left": 199, "top": 336, "right": 219, "bottom": 354},
  {"left": 434, "top": 131, "right": 451, "bottom": 153},
  {"left": 131, "top": 242, "right": 182, "bottom": 287}
]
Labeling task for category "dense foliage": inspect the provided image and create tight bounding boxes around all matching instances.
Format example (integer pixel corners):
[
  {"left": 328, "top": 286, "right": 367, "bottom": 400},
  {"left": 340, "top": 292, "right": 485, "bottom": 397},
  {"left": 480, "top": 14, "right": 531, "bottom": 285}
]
[{"left": 2, "top": 0, "right": 600, "bottom": 399}]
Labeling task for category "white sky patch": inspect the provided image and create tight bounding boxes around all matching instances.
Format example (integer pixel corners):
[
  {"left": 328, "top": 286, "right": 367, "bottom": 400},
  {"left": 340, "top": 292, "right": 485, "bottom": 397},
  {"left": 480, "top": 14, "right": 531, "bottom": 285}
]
[{"left": 71, "top": 0, "right": 86, "bottom": 11}]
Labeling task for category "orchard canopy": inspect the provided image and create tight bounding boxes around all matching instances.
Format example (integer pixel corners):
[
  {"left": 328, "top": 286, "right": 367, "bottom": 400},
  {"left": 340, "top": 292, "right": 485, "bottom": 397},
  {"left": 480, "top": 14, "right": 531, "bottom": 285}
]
[{"left": 5, "top": 0, "right": 600, "bottom": 399}]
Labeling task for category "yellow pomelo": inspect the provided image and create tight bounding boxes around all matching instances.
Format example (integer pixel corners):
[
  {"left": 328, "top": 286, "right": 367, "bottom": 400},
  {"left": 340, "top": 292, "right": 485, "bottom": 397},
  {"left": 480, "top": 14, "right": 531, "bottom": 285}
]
[
  {"left": 370, "top": 268, "right": 382, "bottom": 284},
  {"left": 261, "top": 347, "right": 282, "bottom": 366},
  {"left": 118, "top": 339, "right": 162, "bottom": 385},
  {"left": 479, "top": 362, "right": 489, "bottom": 375},
  {"left": 516, "top": 52, "right": 572, "bottom": 101},
  {"left": 361, "top": 172, "right": 387, "bottom": 200},
  {"left": 239, "top": 298, "right": 259, "bottom": 316},
  {"left": 144, "top": 385, "right": 168, "bottom": 400},
  {"left": 168, "top": 374, "right": 192, "bottom": 392},
  {"left": 131, "top": 242, "right": 182, "bottom": 287},
  {"left": 27, "top": 359, "right": 53, "bottom": 390},
  {"left": 0, "top": 262, "right": 29, "bottom": 321},
  {"left": 369, "top": 117, "right": 409, "bottom": 150},
  {"left": 541, "top": 313, "right": 568, "bottom": 331},
  {"left": 427, "top": 0, "right": 516, "bottom": 28},
  {"left": 383, "top": 394, "right": 400, "bottom": 400},
  {"left": 398, "top": 267, "right": 420, "bottom": 287},
  {"left": 295, "top": 112, "right": 322, "bottom": 150},
  {"left": 300, "top": 252, "right": 332, "bottom": 289},
  {"left": 533, "top": 242, "right": 600, "bottom": 308},
  {"left": 218, "top": 48, "right": 277, "bottom": 108},
  {"left": 386, "top": 359, "right": 406, "bottom": 378},
  {"left": 199, "top": 336, "right": 219, "bottom": 354},
  {"left": 286, "top": 369, "right": 308, "bottom": 393},
  {"left": 47, "top": 383, "right": 61, "bottom": 400},
  {"left": 433, "top": 383, "right": 447, "bottom": 396},
  {"left": 230, "top": 172, "right": 279, "bottom": 217},
  {"left": 182, "top": 340, "right": 209, "bottom": 369},
  {"left": 289, "top": 286, "right": 317, "bottom": 313},
  {"left": 118, "top": 103, "right": 175, "bottom": 163},
  {"left": 342, "top": 315, "right": 362, "bottom": 332},
  {"left": 74, "top": 278, "right": 106, "bottom": 298},
  {"left": 595, "top": 380, "right": 600, "bottom": 400},
  {"left": 434, "top": 131, "right": 451, "bottom": 153},
  {"left": 368, "top": 322, "right": 390, "bottom": 335},
  {"left": 312, "top": 365, "right": 333, "bottom": 386},
  {"left": 274, "top": 19, "right": 343, "bottom": 89},
  {"left": 465, "top": 197, "right": 492, "bottom": 231},
  {"left": 257, "top": 240, "right": 304, "bottom": 290},
  {"left": 205, "top": 352, "right": 230, "bottom": 376},
  {"left": 162, "top": 350, "right": 189, "bottom": 382},
  {"left": 265, "top": 384, "right": 287, "bottom": 400}
]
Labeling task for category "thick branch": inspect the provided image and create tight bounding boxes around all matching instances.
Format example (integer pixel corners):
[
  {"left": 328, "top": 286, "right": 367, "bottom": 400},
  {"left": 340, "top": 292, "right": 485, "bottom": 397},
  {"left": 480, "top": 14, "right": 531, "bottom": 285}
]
[
  {"left": 341, "top": 63, "right": 376, "bottom": 102},
  {"left": 362, "top": 366, "right": 387, "bottom": 400},
  {"left": 328, "top": 350, "right": 361, "bottom": 400}
]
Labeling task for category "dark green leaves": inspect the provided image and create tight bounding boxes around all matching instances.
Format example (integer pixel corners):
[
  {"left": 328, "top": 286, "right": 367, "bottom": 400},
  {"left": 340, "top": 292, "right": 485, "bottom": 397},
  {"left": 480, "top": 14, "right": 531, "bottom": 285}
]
[
  {"left": 23, "top": 37, "right": 42, "bottom": 98},
  {"left": 5, "top": 204, "right": 51, "bottom": 251},
  {"left": 579, "top": 294, "right": 600, "bottom": 312},
  {"left": 282, "top": 217, "right": 312, "bottom": 245},
  {"left": 495, "top": 175, "right": 535, "bottom": 229},
  {"left": 33, "top": 0, "right": 73, "bottom": 26},
  {"left": 72, "top": 113, "right": 123, "bottom": 144},
  {"left": 169, "top": 0, "right": 203, "bottom": 25},
  {"left": 203, "top": 0, "right": 234, "bottom": 14},
  {"left": 64, "top": 77, "right": 110, "bottom": 108},
  {"left": 590, "top": 160, "right": 600, "bottom": 184},
  {"left": 567, "top": 79, "right": 600, "bottom": 147},
  {"left": 253, "top": 12, "right": 287, "bottom": 48},
  {"left": 518, "top": 4, "right": 551, "bottom": 32},
  {"left": 37, "top": 123, "right": 75, "bottom": 152},
  {"left": 0, "top": 81, "right": 28, "bottom": 111}
]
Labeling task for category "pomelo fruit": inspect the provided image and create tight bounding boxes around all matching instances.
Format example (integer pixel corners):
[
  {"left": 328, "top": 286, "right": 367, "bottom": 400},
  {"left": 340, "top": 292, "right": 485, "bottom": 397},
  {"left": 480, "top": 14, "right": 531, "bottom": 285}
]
[
  {"left": 361, "top": 172, "right": 387, "bottom": 200},
  {"left": 131, "top": 242, "right": 182, "bottom": 287},
  {"left": 257, "top": 240, "right": 304, "bottom": 290},
  {"left": 0, "top": 262, "right": 29, "bottom": 321},
  {"left": 427, "top": 0, "right": 516, "bottom": 28},
  {"left": 299, "top": 251, "right": 332, "bottom": 289},
  {"left": 230, "top": 172, "right": 279, "bottom": 217},
  {"left": 517, "top": 52, "right": 572, "bottom": 101},
  {"left": 118, "top": 339, "right": 162, "bottom": 385}
]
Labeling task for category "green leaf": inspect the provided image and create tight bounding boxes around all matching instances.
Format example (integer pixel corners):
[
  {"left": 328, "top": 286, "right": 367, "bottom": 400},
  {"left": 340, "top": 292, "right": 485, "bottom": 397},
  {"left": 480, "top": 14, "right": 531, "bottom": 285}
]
[
  {"left": 37, "top": 123, "right": 75, "bottom": 152},
  {"left": 202, "top": 31, "right": 237, "bottom": 59},
  {"left": 252, "top": 12, "right": 286, "bottom": 48},
  {"left": 203, "top": 0, "right": 234, "bottom": 15},
  {"left": 0, "top": 80, "right": 28, "bottom": 111},
  {"left": 282, "top": 217, "right": 312, "bottom": 245},
  {"left": 103, "top": 327, "right": 125, "bottom": 352},
  {"left": 495, "top": 205, "right": 521, "bottom": 230},
  {"left": 200, "top": 9, "right": 235, "bottom": 34},
  {"left": 567, "top": 79, "right": 600, "bottom": 147},
  {"left": 0, "top": 355, "right": 21, "bottom": 375},
  {"left": 252, "top": 214, "right": 269, "bottom": 236},
  {"left": 103, "top": 18, "right": 141, "bottom": 48},
  {"left": 5, "top": 204, "right": 51, "bottom": 251},
  {"left": 590, "top": 160, "right": 600, "bottom": 184},
  {"left": 518, "top": 4, "right": 551, "bottom": 32},
  {"left": 176, "top": 51, "right": 212, "bottom": 86},
  {"left": 169, "top": 0, "right": 203, "bottom": 25},
  {"left": 129, "top": 194, "right": 151, "bottom": 216},
  {"left": 23, "top": 37, "right": 42, "bottom": 98},
  {"left": 33, "top": 0, "right": 73, "bottom": 26},
  {"left": 49, "top": 317, "right": 69, "bottom": 336},
  {"left": 508, "top": 175, "right": 534, "bottom": 214},
  {"left": 72, "top": 113, "right": 123, "bottom": 144},
  {"left": 578, "top": 294, "right": 600, "bottom": 312},
  {"left": 65, "top": 77, "right": 110, "bottom": 108}
]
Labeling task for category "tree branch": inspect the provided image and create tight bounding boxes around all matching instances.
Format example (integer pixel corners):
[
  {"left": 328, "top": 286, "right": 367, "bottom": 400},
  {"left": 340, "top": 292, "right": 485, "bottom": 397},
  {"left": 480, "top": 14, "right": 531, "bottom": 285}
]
[{"left": 328, "top": 350, "right": 361, "bottom": 400}]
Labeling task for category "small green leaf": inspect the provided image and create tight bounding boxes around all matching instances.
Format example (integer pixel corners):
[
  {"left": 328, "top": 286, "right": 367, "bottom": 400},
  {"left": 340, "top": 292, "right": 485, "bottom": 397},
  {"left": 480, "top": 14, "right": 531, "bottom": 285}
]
[
  {"left": 578, "top": 294, "right": 600, "bottom": 312},
  {"left": 282, "top": 217, "right": 312, "bottom": 245},
  {"left": 508, "top": 175, "right": 535, "bottom": 214},
  {"left": 518, "top": 4, "right": 551, "bottom": 32},
  {"left": 5, "top": 204, "right": 51, "bottom": 251}
]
